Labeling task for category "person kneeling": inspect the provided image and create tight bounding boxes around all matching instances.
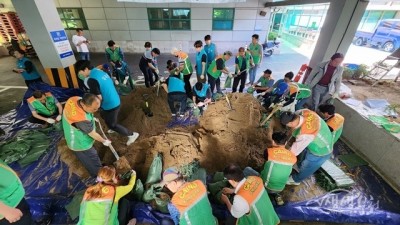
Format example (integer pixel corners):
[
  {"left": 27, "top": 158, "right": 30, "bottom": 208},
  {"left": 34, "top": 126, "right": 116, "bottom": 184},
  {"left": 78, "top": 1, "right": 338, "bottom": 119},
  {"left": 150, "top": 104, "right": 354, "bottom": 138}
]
[
  {"left": 27, "top": 90, "right": 63, "bottom": 127},
  {"left": 77, "top": 166, "right": 136, "bottom": 225},
  {"left": 162, "top": 61, "right": 187, "bottom": 117},
  {"left": 192, "top": 82, "right": 212, "bottom": 115}
]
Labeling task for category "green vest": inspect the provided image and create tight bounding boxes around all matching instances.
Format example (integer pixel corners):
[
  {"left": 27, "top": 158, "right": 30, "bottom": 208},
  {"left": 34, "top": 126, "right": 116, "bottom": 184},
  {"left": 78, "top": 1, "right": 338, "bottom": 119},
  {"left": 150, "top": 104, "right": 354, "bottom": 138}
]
[
  {"left": 181, "top": 57, "right": 193, "bottom": 75},
  {"left": 62, "top": 97, "right": 95, "bottom": 151},
  {"left": 292, "top": 110, "right": 333, "bottom": 156},
  {"left": 106, "top": 46, "right": 122, "bottom": 62},
  {"left": 260, "top": 147, "right": 297, "bottom": 192},
  {"left": 236, "top": 176, "right": 280, "bottom": 225},
  {"left": 296, "top": 83, "right": 312, "bottom": 99},
  {"left": 207, "top": 56, "right": 225, "bottom": 78},
  {"left": 326, "top": 113, "right": 345, "bottom": 145},
  {"left": 235, "top": 52, "right": 252, "bottom": 73},
  {"left": 259, "top": 77, "right": 272, "bottom": 87},
  {"left": 171, "top": 180, "right": 216, "bottom": 225},
  {"left": 0, "top": 160, "right": 25, "bottom": 219},
  {"left": 27, "top": 93, "right": 57, "bottom": 116},
  {"left": 249, "top": 43, "right": 262, "bottom": 64},
  {"left": 78, "top": 185, "right": 118, "bottom": 225}
]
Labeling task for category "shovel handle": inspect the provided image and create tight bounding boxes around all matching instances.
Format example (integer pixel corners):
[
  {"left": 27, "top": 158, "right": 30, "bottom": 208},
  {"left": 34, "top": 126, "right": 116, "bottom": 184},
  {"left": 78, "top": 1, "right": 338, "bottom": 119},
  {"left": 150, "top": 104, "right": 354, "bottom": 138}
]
[
  {"left": 260, "top": 105, "right": 281, "bottom": 127},
  {"left": 96, "top": 119, "right": 121, "bottom": 160}
]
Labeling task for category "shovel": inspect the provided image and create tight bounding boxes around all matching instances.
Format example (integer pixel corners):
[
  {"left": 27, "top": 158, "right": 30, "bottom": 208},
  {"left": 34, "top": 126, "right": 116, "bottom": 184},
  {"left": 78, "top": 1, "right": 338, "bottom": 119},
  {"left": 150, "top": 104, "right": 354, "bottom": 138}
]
[
  {"left": 96, "top": 119, "right": 132, "bottom": 173},
  {"left": 259, "top": 104, "right": 282, "bottom": 127},
  {"left": 225, "top": 92, "right": 234, "bottom": 111}
]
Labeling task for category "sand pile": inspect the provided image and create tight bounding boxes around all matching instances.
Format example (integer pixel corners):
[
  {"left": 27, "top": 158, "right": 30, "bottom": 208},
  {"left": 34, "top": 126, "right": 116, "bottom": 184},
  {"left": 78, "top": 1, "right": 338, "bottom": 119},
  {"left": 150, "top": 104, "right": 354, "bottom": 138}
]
[{"left": 59, "top": 88, "right": 282, "bottom": 179}]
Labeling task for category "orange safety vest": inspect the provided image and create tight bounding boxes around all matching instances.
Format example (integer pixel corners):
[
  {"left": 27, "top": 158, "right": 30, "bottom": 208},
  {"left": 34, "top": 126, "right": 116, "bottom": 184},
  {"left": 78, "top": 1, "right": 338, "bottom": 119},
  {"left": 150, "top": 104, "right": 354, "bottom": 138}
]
[
  {"left": 298, "top": 109, "right": 320, "bottom": 137},
  {"left": 326, "top": 113, "right": 345, "bottom": 131},
  {"left": 267, "top": 146, "right": 297, "bottom": 165}
]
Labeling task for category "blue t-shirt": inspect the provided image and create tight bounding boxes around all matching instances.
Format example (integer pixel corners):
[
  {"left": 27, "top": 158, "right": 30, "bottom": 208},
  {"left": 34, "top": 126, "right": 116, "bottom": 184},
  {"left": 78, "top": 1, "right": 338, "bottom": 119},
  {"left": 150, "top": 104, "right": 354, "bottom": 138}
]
[
  {"left": 204, "top": 43, "right": 217, "bottom": 63},
  {"left": 17, "top": 57, "right": 41, "bottom": 81},
  {"left": 89, "top": 68, "right": 120, "bottom": 110}
]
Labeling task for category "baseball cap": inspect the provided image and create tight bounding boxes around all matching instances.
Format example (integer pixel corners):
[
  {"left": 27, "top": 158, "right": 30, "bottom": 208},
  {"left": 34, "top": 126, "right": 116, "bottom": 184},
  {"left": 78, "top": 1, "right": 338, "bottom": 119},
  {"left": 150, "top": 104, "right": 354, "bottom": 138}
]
[
  {"left": 159, "top": 167, "right": 180, "bottom": 186},
  {"left": 280, "top": 111, "right": 296, "bottom": 125}
]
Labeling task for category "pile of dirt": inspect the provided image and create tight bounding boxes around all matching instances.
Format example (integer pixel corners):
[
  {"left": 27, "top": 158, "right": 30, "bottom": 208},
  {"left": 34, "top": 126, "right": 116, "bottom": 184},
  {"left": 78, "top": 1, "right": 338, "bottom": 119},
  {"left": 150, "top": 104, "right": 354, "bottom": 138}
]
[{"left": 59, "top": 87, "right": 283, "bottom": 180}]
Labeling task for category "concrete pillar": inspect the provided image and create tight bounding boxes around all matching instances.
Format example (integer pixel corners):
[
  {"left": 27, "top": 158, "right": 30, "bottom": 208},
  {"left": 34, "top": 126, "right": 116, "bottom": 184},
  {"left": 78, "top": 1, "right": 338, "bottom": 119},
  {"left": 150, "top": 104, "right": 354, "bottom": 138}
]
[
  {"left": 11, "top": 0, "right": 78, "bottom": 88},
  {"left": 308, "top": 0, "right": 369, "bottom": 69}
]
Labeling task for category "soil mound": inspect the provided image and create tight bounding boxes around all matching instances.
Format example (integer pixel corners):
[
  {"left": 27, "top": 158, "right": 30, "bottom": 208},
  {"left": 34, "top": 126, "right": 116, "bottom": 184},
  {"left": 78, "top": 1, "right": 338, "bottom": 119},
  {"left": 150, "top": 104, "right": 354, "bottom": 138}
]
[{"left": 59, "top": 88, "right": 280, "bottom": 180}]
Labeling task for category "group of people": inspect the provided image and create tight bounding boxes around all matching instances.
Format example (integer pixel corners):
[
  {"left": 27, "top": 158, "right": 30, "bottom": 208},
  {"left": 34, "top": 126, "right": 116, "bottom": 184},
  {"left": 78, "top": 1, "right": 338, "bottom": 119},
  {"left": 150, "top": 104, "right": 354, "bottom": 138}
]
[{"left": 4, "top": 26, "right": 349, "bottom": 225}]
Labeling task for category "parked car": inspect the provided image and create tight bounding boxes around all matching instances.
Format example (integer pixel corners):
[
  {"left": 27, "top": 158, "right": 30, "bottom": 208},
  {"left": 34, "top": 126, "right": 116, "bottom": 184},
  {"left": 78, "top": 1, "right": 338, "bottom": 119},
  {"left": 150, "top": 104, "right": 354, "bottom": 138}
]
[{"left": 353, "top": 19, "right": 400, "bottom": 52}]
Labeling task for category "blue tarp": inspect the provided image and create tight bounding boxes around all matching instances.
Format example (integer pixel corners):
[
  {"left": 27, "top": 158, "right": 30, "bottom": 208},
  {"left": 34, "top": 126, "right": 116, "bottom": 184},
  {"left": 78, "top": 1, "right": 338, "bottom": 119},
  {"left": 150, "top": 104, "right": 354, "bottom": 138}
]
[{"left": 1, "top": 83, "right": 400, "bottom": 224}]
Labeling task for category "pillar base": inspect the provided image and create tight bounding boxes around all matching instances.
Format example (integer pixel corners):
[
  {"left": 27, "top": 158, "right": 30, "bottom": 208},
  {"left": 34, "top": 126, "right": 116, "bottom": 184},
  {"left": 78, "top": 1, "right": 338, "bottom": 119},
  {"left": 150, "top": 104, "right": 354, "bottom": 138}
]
[{"left": 44, "top": 65, "right": 78, "bottom": 88}]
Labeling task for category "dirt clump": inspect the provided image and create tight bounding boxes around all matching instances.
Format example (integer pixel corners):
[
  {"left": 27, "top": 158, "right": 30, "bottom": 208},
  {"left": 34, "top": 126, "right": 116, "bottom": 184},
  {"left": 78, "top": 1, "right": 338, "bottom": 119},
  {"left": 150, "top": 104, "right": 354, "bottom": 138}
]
[{"left": 59, "top": 88, "right": 280, "bottom": 180}]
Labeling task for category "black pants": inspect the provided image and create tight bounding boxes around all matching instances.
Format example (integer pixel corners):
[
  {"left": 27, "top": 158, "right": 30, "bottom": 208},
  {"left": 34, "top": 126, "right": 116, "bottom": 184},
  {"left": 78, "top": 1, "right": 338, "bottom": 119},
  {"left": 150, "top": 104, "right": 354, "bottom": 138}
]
[
  {"left": 263, "top": 93, "right": 282, "bottom": 108},
  {"left": 74, "top": 147, "right": 102, "bottom": 177},
  {"left": 255, "top": 85, "right": 266, "bottom": 93},
  {"left": 183, "top": 74, "right": 192, "bottom": 98},
  {"left": 118, "top": 198, "right": 130, "bottom": 225},
  {"left": 232, "top": 71, "right": 247, "bottom": 93},
  {"left": 24, "top": 77, "right": 43, "bottom": 88},
  {"left": 28, "top": 114, "right": 50, "bottom": 125},
  {"left": 207, "top": 74, "right": 221, "bottom": 94},
  {"left": 139, "top": 66, "right": 154, "bottom": 88},
  {"left": 100, "top": 106, "right": 132, "bottom": 136},
  {"left": 168, "top": 93, "right": 187, "bottom": 115},
  {"left": 0, "top": 198, "right": 32, "bottom": 225}
]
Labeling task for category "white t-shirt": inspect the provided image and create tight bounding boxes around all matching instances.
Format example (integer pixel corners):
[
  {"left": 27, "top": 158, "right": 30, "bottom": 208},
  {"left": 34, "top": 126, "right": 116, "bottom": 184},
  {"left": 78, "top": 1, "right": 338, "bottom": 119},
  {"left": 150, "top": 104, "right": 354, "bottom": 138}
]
[
  {"left": 230, "top": 179, "right": 250, "bottom": 218},
  {"left": 72, "top": 35, "right": 89, "bottom": 53}
]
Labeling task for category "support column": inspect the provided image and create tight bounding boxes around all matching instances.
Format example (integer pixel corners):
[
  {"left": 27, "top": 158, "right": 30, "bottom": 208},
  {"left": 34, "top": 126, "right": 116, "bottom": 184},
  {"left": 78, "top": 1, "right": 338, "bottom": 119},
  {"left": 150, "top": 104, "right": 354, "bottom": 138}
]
[
  {"left": 308, "top": 0, "right": 369, "bottom": 69},
  {"left": 11, "top": 0, "right": 77, "bottom": 88}
]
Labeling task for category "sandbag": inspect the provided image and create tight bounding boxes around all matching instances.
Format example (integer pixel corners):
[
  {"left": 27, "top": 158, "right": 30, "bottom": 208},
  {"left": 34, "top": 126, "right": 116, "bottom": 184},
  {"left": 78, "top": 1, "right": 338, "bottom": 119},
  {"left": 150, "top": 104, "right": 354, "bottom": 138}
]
[
  {"left": 150, "top": 192, "right": 171, "bottom": 214},
  {"left": 65, "top": 190, "right": 85, "bottom": 220},
  {"left": 145, "top": 153, "right": 163, "bottom": 184},
  {"left": 132, "top": 179, "right": 144, "bottom": 201},
  {"left": 224, "top": 76, "right": 232, "bottom": 89}
]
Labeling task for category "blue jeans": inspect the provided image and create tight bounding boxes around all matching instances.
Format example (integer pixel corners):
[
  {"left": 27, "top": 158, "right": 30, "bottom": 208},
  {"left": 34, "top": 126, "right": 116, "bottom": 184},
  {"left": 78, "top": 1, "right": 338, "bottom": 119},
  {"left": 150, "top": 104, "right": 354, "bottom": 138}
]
[
  {"left": 295, "top": 98, "right": 308, "bottom": 111},
  {"left": 79, "top": 52, "right": 90, "bottom": 60},
  {"left": 244, "top": 166, "right": 260, "bottom": 177},
  {"left": 168, "top": 93, "right": 187, "bottom": 115},
  {"left": 248, "top": 64, "right": 259, "bottom": 85},
  {"left": 293, "top": 149, "right": 331, "bottom": 183}
]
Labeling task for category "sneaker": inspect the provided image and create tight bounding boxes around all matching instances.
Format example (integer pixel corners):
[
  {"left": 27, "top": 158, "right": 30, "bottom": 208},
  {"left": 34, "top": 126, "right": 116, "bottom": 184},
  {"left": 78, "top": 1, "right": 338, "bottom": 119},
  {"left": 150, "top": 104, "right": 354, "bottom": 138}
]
[
  {"left": 123, "top": 76, "right": 129, "bottom": 85},
  {"left": 171, "top": 113, "right": 176, "bottom": 117},
  {"left": 114, "top": 80, "right": 119, "bottom": 85},
  {"left": 275, "top": 195, "right": 284, "bottom": 206},
  {"left": 126, "top": 132, "right": 139, "bottom": 146},
  {"left": 286, "top": 176, "right": 300, "bottom": 185},
  {"left": 107, "top": 129, "right": 115, "bottom": 134}
]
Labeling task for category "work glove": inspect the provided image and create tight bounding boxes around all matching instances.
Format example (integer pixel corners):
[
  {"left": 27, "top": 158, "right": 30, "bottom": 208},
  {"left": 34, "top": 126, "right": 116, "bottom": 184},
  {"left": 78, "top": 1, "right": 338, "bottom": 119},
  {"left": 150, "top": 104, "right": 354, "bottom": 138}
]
[
  {"left": 200, "top": 74, "right": 205, "bottom": 80},
  {"left": 155, "top": 69, "right": 159, "bottom": 74},
  {"left": 56, "top": 115, "right": 62, "bottom": 122},
  {"left": 102, "top": 139, "right": 111, "bottom": 146},
  {"left": 93, "top": 117, "right": 99, "bottom": 122},
  {"left": 197, "top": 102, "right": 205, "bottom": 107},
  {"left": 46, "top": 118, "right": 56, "bottom": 124},
  {"left": 228, "top": 72, "right": 233, "bottom": 78}
]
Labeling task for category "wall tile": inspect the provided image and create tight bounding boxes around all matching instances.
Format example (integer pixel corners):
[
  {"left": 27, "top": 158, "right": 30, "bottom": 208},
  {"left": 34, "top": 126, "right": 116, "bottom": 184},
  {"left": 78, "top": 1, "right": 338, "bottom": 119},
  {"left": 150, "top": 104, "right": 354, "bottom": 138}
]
[
  {"left": 124, "top": 2, "right": 147, "bottom": 7},
  {"left": 128, "top": 20, "right": 149, "bottom": 31},
  {"left": 233, "top": 20, "right": 256, "bottom": 31},
  {"left": 191, "top": 8, "right": 212, "bottom": 20},
  {"left": 107, "top": 20, "right": 129, "bottom": 31},
  {"left": 83, "top": 8, "right": 106, "bottom": 19},
  {"left": 212, "top": 31, "right": 233, "bottom": 41},
  {"left": 150, "top": 31, "right": 171, "bottom": 41},
  {"left": 232, "top": 31, "right": 253, "bottom": 42},
  {"left": 89, "top": 30, "right": 111, "bottom": 41},
  {"left": 101, "top": 0, "right": 125, "bottom": 8},
  {"left": 191, "top": 20, "right": 212, "bottom": 31},
  {"left": 80, "top": 0, "right": 103, "bottom": 7},
  {"left": 235, "top": 0, "right": 259, "bottom": 8},
  {"left": 58, "top": 0, "right": 81, "bottom": 7},
  {"left": 126, "top": 8, "right": 148, "bottom": 20},
  {"left": 104, "top": 8, "right": 127, "bottom": 20},
  {"left": 87, "top": 19, "right": 109, "bottom": 30},
  {"left": 130, "top": 31, "right": 151, "bottom": 41},
  {"left": 170, "top": 31, "right": 192, "bottom": 41},
  {"left": 110, "top": 31, "right": 132, "bottom": 41},
  {"left": 235, "top": 9, "right": 257, "bottom": 20}
]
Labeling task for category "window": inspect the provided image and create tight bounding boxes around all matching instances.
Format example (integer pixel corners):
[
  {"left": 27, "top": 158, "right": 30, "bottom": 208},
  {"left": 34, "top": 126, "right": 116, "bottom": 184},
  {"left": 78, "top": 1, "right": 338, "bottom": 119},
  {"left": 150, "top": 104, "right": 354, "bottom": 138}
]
[
  {"left": 213, "top": 8, "right": 235, "bottom": 30},
  {"left": 147, "top": 8, "right": 190, "bottom": 30},
  {"left": 57, "top": 8, "right": 88, "bottom": 30}
]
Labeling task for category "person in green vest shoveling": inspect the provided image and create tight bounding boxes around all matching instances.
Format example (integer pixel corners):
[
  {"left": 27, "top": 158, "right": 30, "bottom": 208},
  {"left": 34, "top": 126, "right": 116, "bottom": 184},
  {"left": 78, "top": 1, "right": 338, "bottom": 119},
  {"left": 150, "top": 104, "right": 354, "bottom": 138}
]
[
  {"left": 105, "top": 40, "right": 125, "bottom": 85},
  {"left": 77, "top": 166, "right": 136, "bottom": 225},
  {"left": 159, "top": 167, "right": 217, "bottom": 225},
  {"left": 232, "top": 47, "right": 253, "bottom": 93},
  {"left": 318, "top": 104, "right": 345, "bottom": 146},
  {"left": 27, "top": 90, "right": 63, "bottom": 127},
  {"left": 207, "top": 51, "right": 233, "bottom": 94},
  {"left": 280, "top": 109, "right": 333, "bottom": 185},
  {"left": 220, "top": 164, "right": 280, "bottom": 225},
  {"left": 62, "top": 93, "right": 110, "bottom": 177}
]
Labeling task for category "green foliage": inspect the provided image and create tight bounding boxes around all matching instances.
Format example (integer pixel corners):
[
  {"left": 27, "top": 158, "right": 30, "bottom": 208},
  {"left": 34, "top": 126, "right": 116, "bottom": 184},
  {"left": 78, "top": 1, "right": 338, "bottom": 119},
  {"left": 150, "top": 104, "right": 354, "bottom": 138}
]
[{"left": 268, "top": 31, "right": 278, "bottom": 40}]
